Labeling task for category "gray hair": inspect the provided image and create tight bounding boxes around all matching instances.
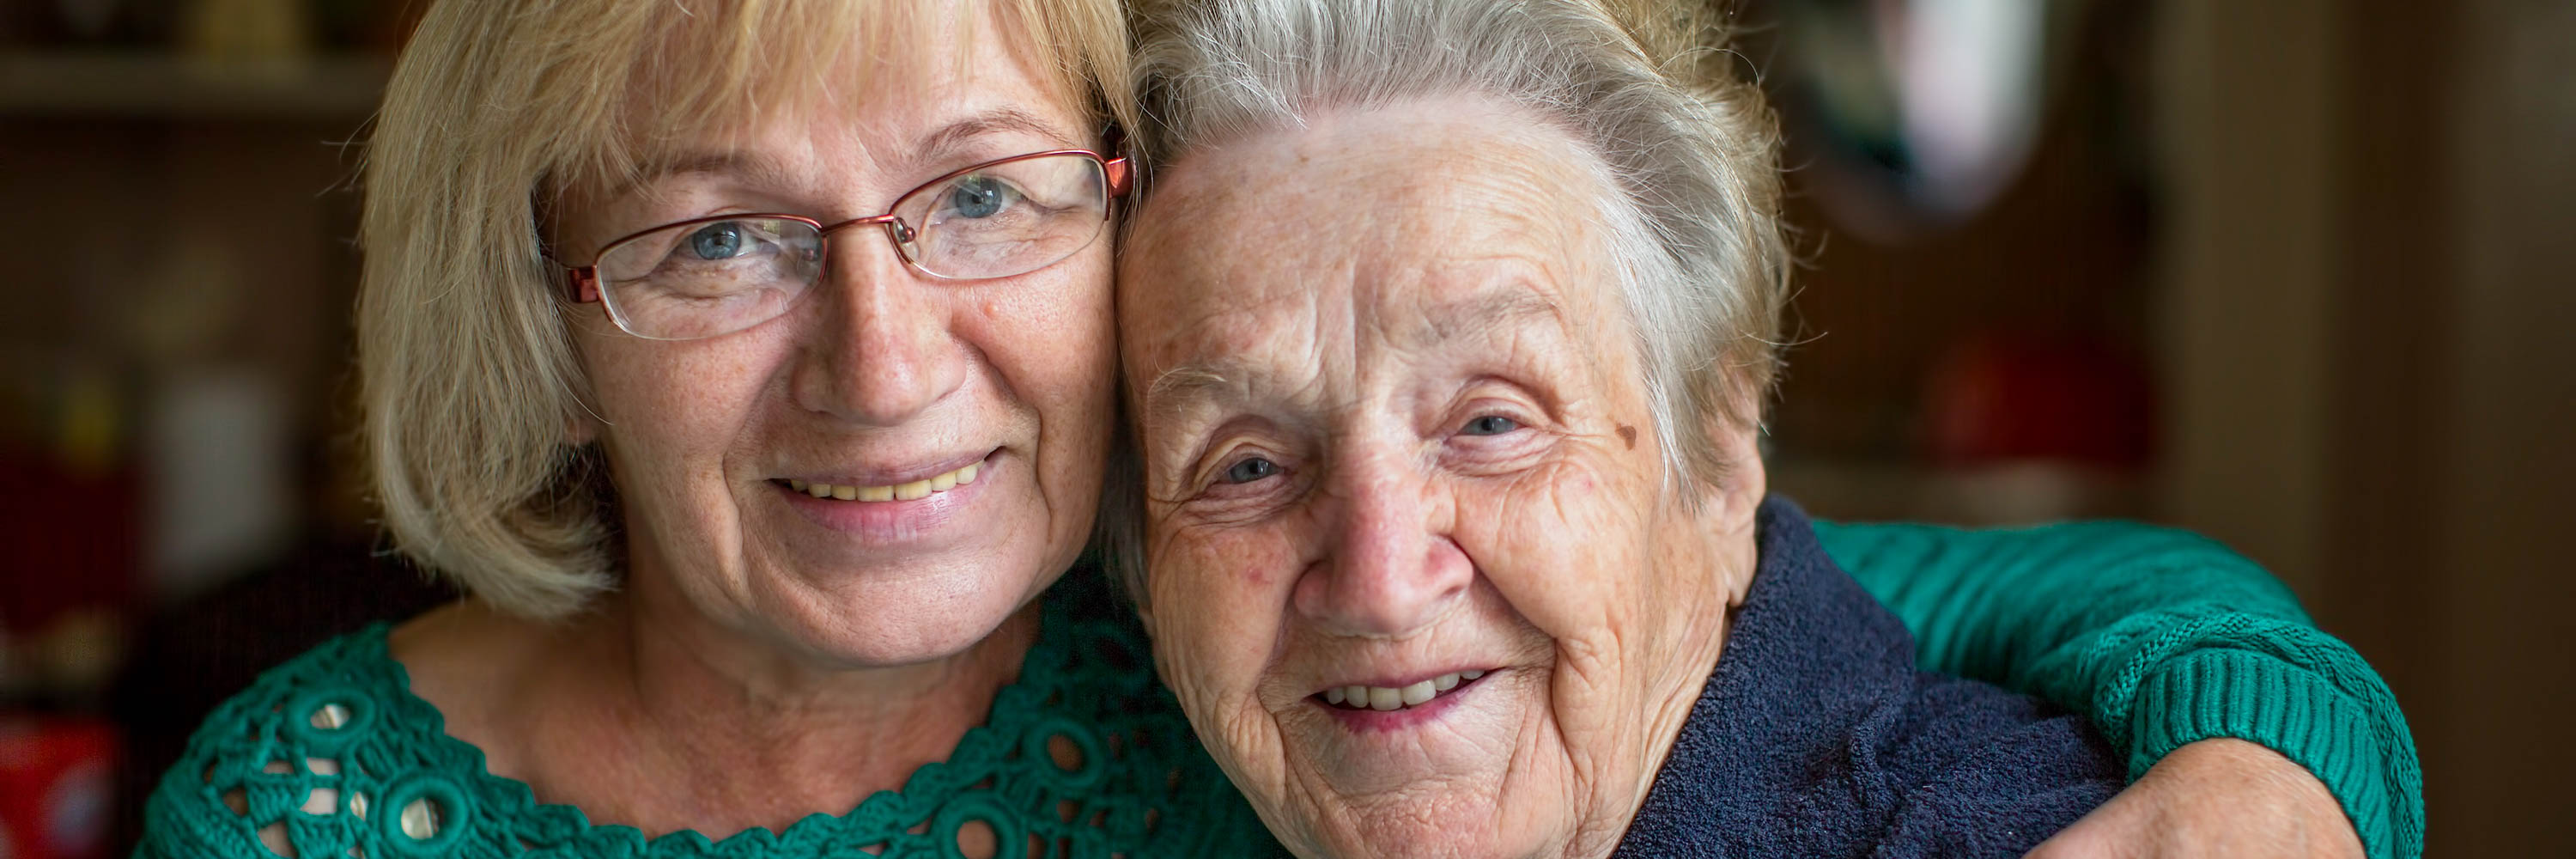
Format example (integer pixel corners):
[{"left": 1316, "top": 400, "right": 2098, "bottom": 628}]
[{"left": 1105, "top": 0, "right": 1790, "bottom": 604}]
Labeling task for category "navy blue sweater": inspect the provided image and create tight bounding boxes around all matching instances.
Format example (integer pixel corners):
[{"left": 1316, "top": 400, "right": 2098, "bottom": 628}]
[{"left": 1613, "top": 498, "right": 2123, "bottom": 857}]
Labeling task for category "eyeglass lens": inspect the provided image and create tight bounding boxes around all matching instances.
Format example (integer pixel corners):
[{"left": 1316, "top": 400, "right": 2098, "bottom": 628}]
[{"left": 592, "top": 153, "right": 1110, "bottom": 340}]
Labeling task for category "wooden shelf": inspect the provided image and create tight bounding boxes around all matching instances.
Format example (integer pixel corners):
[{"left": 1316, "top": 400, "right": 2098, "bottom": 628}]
[{"left": 0, "top": 51, "right": 387, "bottom": 119}]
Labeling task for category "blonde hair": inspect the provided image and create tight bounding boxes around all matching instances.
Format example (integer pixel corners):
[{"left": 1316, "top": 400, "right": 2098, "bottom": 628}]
[
  {"left": 361, "top": 0, "right": 1133, "bottom": 618},
  {"left": 1108, "top": 0, "right": 1789, "bottom": 605}
]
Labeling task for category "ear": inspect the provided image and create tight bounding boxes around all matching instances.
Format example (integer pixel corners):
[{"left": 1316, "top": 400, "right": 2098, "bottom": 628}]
[
  {"left": 1702, "top": 416, "right": 1766, "bottom": 533},
  {"left": 1680, "top": 392, "right": 1767, "bottom": 608}
]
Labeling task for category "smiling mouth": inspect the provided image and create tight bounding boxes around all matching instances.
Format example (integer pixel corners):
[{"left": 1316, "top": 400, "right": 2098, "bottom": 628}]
[
  {"left": 775, "top": 459, "right": 983, "bottom": 503},
  {"left": 1316, "top": 670, "right": 1488, "bottom": 712}
]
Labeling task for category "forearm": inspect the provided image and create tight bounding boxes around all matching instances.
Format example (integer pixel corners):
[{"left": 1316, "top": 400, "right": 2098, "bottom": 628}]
[
  {"left": 1816, "top": 520, "right": 2421, "bottom": 858},
  {"left": 1815, "top": 520, "right": 2310, "bottom": 687}
]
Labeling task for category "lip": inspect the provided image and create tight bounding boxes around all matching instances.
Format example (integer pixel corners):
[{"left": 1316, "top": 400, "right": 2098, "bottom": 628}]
[
  {"left": 773, "top": 449, "right": 1000, "bottom": 542},
  {"left": 1311, "top": 670, "right": 1493, "bottom": 733},
  {"left": 1309, "top": 667, "right": 1494, "bottom": 696},
  {"left": 779, "top": 448, "right": 996, "bottom": 488}
]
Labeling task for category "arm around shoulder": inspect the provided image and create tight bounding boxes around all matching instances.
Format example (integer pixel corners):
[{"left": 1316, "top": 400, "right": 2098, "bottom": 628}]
[{"left": 1818, "top": 519, "right": 2421, "bottom": 859}]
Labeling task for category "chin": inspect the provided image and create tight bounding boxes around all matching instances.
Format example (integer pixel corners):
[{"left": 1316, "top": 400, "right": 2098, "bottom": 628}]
[
  {"left": 1307, "top": 823, "right": 1546, "bottom": 859},
  {"left": 1283, "top": 783, "right": 1555, "bottom": 859},
  {"left": 754, "top": 551, "right": 1051, "bottom": 667}
]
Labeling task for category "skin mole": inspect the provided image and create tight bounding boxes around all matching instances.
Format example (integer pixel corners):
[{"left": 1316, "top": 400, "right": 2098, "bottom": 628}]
[{"left": 1618, "top": 424, "right": 1637, "bottom": 449}]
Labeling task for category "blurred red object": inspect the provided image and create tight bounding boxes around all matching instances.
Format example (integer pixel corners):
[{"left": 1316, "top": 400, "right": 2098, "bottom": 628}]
[
  {"left": 0, "top": 717, "right": 118, "bottom": 859},
  {"left": 1923, "top": 331, "right": 2156, "bottom": 468},
  {"left": 0, "top": 448, "right": 140, "bottom": 633}
]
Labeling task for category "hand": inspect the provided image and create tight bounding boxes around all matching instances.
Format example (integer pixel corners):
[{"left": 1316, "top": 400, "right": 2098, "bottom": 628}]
[{"left": 2026, "top": 738, "right": 2365, "bottom": 859}]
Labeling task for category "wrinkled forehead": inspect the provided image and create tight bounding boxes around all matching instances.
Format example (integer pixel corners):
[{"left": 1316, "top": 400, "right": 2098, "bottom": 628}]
[{"left": 1121, "top": 98, "right": 1615, "bottom": 369}]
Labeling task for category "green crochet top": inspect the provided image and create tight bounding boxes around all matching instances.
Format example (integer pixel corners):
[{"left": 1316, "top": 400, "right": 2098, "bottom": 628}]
[
  {"left": 137, "top": 579, "right": 1283, "bottom": 859},
  {"left": 140, "top": 521, "right": 2422, "bottom": 859}
]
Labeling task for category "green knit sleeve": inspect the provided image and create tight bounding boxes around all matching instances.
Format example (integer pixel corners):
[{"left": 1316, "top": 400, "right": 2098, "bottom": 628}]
[{"left": 1812, "top": 519, "right": 2423, "bottom": 859}]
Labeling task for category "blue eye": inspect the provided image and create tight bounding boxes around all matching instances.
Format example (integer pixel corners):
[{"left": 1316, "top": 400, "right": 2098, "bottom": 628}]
[
  {"left": 947, "top": 175, "right": 1010, "bottom": 218},
  {"left": 687, "top": 222, "right": 746, "bottom": 259},
  {"left": 1223, "top": 457, "right": 1279, "bottom": 484},
  {"left": 1461, "top": 415, "right": 1520, "bottom": 436}
]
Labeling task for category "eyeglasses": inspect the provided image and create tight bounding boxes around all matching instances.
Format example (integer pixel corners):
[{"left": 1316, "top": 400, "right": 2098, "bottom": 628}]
[{"left": 560, "top": 149, "right": 1130, "bottom": 340}]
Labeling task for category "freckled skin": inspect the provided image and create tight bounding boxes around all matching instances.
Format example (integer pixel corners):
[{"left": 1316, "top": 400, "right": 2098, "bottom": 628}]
[{"left": 1118, "top": 97, "right": 1771, "bottom": 859}]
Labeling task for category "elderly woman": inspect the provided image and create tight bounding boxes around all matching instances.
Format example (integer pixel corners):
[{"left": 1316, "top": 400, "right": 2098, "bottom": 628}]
[
  {"left": 137, "top": 0, "right": 2412, "bottom": 857},
  {"left": 1115, "top": 0, "right": 2416, "bottom": 856}
]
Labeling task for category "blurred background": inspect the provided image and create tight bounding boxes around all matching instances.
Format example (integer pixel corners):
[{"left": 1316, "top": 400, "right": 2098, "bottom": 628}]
[{"left": 0, "top": 0, "right": 2567, "bottom": 856}]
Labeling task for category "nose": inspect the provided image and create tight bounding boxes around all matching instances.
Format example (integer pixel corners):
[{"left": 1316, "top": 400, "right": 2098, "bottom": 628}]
[
  {"left": 1293, "top": 453, "right": 1473, "bottom": 638},
  {"left": 790, "top": 226, "right": 965, "bottom": 425}
]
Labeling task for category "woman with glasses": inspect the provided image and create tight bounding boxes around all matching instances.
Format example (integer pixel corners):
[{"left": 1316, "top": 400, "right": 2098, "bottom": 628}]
[
  {"left": 135, "top": 0, "right": 2411, "bottom": 857},
  {"left": 137, "top": 3, "right": 1273, "bottom": 856}
]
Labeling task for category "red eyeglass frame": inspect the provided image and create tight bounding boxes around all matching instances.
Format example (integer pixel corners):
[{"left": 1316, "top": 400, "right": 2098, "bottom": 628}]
[{"left": 558, "top": 149, "right": 1132, "bottom": 304}]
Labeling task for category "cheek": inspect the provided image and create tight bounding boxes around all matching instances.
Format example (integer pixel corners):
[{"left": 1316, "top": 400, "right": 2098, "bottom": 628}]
[
  {"left": 969, "top": 260, "right": 1118, "bottom": 470},
  {"left": 1453, "top": 457, "right": 1653, "bottom": 635},
  {"left": 1147, "top": 526, "right": 1297, "bottom": 696},
  {"left": 975, "top": 255, "right": 1116, "bottom": 387},
  {"left": 572, "top": 335, "right": 785, "bottom": 564},
  {"left": 580, "top": 334, "right": 777, "bottom": 471}
]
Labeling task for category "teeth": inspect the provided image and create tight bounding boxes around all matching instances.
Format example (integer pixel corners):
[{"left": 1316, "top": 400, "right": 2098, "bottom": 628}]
[
  {"left": 1324, "top": 672, "right": 1485, "bottom": 712},
  {"left": 789, "top": 460, "right": 985, "bottom": 503}
]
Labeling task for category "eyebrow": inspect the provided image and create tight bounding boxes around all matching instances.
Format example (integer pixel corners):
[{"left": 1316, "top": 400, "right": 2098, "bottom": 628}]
[
  {"left": 1141, "top": 362, "right": 1240, "bottom": 426},
  {"left": 1139, "top": 287, "right": 1570, "bottom": 420},
  {"left": 612, "top": 107, "right": 1081, "bottom": 203},
  {"left": 916, "top": 106, "right": 1080, "bottom": 161},
  {"left": 609, "top": 150, "right": 799, "bottom": 204},
  {"left": 1403, "top": 288, "right": 1567, "bottom": 350}
]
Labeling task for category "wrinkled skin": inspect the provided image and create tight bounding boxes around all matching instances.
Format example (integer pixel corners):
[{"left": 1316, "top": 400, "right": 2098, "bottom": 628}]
[
  {"left": 1118, "top": 96, "right": 1765, "bottom": 859},
  {"left": 1114, "top": 94, "right": 2371, "bottom": 859}
]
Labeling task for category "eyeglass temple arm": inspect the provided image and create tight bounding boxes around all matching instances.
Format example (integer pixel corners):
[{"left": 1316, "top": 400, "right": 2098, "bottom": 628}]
[
  {"left": 1105, "top": 156, "right": 1133, "bottom": 198},
  {"left": 564, "top": 266, "right": 600, "bottom": 303}
]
